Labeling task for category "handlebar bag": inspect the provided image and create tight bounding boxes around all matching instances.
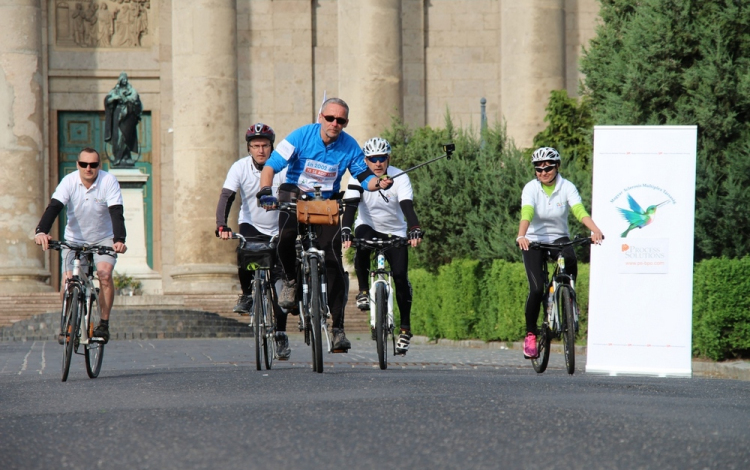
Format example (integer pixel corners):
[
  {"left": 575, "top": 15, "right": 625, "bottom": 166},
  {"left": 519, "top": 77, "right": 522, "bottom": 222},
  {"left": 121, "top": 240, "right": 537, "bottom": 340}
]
[
  {"left": 296, "top": 200, "right": 339, "bottom": 226},
  {"left": 237, "top": 240, "right": 276, "bottom": 270}
]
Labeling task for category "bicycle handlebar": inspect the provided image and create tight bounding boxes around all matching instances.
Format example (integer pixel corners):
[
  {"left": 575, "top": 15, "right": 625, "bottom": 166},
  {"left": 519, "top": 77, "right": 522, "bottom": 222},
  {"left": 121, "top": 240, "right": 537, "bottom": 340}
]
[
  {"left": 47, "top": 240, "right": 117, "bottom": 257},
  {"left": 352, "top": 236, "right": 410, "bottom": 250},
  {"left": 528, "top": 236, "right": 594, "bottom": 251}
]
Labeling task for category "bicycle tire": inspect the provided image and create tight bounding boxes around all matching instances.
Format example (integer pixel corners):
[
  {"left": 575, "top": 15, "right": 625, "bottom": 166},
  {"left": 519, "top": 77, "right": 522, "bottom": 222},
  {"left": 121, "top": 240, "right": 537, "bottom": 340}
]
[
  {"left": 560, "top": 286, "right": 576, "bottom": 375},
  {"left": 309, "top": 258, "right": 324, "bottom": 373},
  {"left": 61, "top": 287, "right": 80, "bottom": 382},
  {"left": 253, "top": 277, "right": 263, "bottom": 371},
  {"left": 531, "top": 325, "right": 551, "bottom": 373},
  {"left": 84, "top": 293, "right": 104, "bottom": 378},
  {"left": 262, "top": 278, "right": 275, "bottom": 370},
  {"left": 375, "top": 282, "right": 388, "bottom": 370}
]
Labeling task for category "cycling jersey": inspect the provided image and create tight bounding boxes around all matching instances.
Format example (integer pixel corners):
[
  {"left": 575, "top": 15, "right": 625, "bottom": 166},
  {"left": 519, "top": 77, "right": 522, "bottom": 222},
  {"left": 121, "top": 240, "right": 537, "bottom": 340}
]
[
  {"left": 266, "top": 123, "right": 375, "bottom": 198},
  {"left": 343, "top": 166, "right": 412, "bottom": 238},
  {"left": 222, "top": 156, "right": 286, "bottom": 236},
  {"left": 520, "top": 174, "right": 587, "bottom": 243}
]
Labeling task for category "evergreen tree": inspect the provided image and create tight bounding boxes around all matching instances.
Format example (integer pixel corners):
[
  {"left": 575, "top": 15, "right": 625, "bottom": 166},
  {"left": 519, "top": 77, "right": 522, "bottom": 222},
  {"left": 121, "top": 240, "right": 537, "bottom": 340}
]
[{"left": 581, "top": 0, "right": 750, "bottom": 260}]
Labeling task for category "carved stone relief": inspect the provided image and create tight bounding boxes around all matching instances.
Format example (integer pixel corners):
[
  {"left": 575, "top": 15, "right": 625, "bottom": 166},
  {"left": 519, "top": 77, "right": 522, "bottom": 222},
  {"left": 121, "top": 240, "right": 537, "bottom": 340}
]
[{"left": 55, "top": 0, "right": 151, "bottom": 48}]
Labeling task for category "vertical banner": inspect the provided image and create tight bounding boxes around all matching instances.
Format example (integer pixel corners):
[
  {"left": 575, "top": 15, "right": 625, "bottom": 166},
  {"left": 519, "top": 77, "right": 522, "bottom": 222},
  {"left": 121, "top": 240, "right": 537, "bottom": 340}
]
[{"left": 587, "top": 126, "right": 697, "bottom": 377}]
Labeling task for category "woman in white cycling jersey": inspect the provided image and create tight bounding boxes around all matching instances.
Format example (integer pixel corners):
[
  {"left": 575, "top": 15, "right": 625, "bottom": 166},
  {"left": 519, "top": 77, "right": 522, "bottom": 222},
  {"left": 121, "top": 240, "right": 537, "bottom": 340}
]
[{"left": 515, "top": 147, "right": 604, "bottom": 359}]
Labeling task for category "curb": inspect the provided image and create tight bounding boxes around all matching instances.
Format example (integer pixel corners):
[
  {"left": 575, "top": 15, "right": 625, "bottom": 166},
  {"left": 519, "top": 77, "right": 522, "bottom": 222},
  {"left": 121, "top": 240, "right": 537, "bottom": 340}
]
[{"left": 411, "top": 336, "right": 750, "bottom": 381}]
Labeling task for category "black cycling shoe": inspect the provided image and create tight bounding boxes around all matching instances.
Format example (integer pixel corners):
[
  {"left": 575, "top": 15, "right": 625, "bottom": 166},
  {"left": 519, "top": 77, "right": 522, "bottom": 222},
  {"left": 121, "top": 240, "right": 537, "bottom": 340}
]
[
  {"left": 275, "top": 332, "right": 291, "bottom": 360},
  {"left": 92, "top": 324, "right": 110, "bottom": 344},
  {"left": 332, "top": 328, "right": 351, "bottom": 351},
  {"left": 356, "top": 291, "right": 369, "bottom": 311},
  {"left": 233, "top": 294, "right": 253, "bottom": 315},
  {"left": 395, "top": 330, "right": 413, "bottom": 355}
]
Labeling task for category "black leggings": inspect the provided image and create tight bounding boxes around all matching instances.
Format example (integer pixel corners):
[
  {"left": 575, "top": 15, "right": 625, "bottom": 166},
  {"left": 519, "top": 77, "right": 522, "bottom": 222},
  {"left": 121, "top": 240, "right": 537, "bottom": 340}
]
[
  {"left": 353, "top": 225, "right": 413, "bottom": 330},
  {"left": 276, "top": 209, "right": 348, "bottom": 330},
  {"left": 521, "top": 236, "right": 577, "bottom": 334}
]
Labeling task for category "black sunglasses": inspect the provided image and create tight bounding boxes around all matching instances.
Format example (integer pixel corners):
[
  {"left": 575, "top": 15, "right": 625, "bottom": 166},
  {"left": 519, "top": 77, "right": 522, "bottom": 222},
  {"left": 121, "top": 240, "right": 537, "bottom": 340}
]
[
  {"left": 78, "top": 161, "right": 100, "bottom": 169},
  {"left": 322, "top": 115, "right": 348, "bottom": 125},
  {"left": 367, "top": 156, "right": 388, "bottom": 163},
  {"left": 534, "top": 165, "right": 556, "bottom": 174}
]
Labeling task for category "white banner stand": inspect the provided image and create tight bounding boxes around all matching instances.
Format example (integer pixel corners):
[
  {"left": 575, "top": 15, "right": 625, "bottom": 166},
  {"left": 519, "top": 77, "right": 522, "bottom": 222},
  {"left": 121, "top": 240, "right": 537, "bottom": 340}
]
[{"left": 586, "top": 126, "right": 697, "bottom": 377}]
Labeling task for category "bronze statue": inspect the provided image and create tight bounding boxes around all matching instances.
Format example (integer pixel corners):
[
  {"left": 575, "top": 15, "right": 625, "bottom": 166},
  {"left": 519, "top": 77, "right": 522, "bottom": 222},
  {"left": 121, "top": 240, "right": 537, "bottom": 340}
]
[{"left": 104, "top": 72, "right": 142, "bottom": 167}]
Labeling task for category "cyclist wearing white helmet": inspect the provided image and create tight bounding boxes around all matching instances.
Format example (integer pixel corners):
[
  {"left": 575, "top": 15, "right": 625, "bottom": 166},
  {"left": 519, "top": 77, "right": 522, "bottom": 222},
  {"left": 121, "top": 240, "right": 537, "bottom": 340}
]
[
  {"left": 215, "top": 122, "right": 291, "bottom": 359},
  {"left": 516, "top": 147, "right": 604, "bottom": 359},
  {"left": 342, "top": 137, "right": 424, "bottom": 355}
]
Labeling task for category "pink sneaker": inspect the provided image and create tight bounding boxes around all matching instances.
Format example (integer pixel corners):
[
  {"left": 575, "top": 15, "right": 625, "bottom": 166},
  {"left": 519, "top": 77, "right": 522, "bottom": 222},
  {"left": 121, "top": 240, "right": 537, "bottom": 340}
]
[{"left": 523, "top": 332, "right": 538, "bottom": 359}]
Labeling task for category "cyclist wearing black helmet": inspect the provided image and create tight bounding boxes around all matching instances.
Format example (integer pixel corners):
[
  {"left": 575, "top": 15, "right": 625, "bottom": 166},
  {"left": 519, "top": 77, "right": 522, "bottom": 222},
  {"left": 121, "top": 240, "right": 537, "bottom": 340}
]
[
  {"left": 216, "top": 123, "right": 291, "bottom": 359},
  {"left": 516, "top": 147, "right": 604, "bottom": 360}
]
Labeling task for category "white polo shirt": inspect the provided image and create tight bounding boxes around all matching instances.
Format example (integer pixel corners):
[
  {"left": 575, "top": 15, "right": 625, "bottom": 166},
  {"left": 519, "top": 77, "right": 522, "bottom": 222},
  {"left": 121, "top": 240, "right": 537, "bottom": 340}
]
[
  {"left": 51, "top": 170, "right": 123, "bottom": 244},
  {"left": 222, "top": 156, "right": 287, "bottom": 237},
  {"left": 343, "top": 166, "right": 413, "bottom": 238},
  {"left": 521, "top": 174, "right": 583, "bottom": 243}
]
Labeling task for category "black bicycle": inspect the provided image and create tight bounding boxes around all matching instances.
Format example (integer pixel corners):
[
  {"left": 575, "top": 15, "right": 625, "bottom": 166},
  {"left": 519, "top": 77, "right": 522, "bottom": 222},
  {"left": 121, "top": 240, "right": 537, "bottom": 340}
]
[
  {"left": 231, "top": 233, "right": 278, "bottom": 370},
  {"left": 48, "top": 241, "right": 117, "bottom": 381},
  {"left": 352, "top": 236, "right": 410, "bottom": 370},
  {"left": 528, "top": 237, "right": 591, "bottom": 375}
]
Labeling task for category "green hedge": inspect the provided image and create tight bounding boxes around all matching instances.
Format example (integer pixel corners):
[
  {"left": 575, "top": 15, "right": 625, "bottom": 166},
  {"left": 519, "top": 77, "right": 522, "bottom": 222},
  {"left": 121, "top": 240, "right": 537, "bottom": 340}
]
[{"left": 409, "top": 256, "right": 750, "bottom": 361}]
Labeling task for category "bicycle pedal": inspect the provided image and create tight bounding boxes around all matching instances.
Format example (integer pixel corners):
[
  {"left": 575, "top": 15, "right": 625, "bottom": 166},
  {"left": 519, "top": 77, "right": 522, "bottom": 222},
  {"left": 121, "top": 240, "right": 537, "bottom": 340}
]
[
  {"left": 90, "top": 336, "right": 106, "bottom": 343},
  {"left": 330, "top": 348, "right": 349, "bottom": 354},
  {"left": 236, "top": 312, "right": 250, "bottom": 316}
]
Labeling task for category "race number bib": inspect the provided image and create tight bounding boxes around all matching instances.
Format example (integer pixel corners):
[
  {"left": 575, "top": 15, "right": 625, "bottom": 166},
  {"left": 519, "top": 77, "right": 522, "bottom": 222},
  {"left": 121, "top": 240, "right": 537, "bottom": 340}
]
[{"left": 298, "top": 160, "right": 338, "bottom": 192}]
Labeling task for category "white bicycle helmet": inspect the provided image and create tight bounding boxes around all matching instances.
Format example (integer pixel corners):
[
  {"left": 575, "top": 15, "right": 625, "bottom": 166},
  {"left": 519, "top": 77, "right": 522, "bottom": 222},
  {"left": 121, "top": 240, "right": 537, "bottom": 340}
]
[
  {"left": 363, "top": 137, "right": 392, "bottom": 157},
  {"left": 531, "top": 147, "right": 561, "bottom": 164}
]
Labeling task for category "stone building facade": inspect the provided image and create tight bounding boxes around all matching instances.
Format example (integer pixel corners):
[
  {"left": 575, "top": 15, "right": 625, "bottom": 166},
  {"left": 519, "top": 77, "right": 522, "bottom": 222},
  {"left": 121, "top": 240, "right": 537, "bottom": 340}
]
[{"left": 0, "top": 0, "right": 599, "bottom": 295}]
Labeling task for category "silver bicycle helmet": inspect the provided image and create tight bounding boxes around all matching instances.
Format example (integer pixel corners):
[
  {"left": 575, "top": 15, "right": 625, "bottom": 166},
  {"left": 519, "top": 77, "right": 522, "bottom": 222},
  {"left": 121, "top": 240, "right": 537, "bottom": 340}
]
[
  {"left": 531, "top": 147, "right": 561, "bottom": 164},
  {"left": 362, "top": 137, "right": 392, "bottom": 157}
]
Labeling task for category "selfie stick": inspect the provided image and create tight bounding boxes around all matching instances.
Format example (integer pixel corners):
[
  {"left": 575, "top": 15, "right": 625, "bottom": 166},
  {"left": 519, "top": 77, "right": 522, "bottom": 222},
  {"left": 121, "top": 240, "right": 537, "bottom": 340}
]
[{"left": 390, "top": 143, "right": 455, "bottom": 180}]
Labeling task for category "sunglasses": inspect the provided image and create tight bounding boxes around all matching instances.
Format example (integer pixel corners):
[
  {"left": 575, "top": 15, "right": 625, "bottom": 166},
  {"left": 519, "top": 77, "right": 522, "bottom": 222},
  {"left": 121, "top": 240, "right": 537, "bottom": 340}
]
[
  {"left": 322, "top": 115, "right": 348, "bottom": 126},
  {"left": 534, "top": 165, "right": 556, "bottom": 174},
  {"left": 367, "top": 156, "right": 388, "bottom": 163},
  {"left": 77, "top": 161, "right": 100, "bottom": 169}
]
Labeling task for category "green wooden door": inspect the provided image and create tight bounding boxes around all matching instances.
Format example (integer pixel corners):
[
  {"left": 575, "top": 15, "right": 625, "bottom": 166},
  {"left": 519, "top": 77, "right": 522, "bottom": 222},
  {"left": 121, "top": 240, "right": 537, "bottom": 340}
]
[{"left": 57, "top": 112, "right": 154, "bottom": 268}]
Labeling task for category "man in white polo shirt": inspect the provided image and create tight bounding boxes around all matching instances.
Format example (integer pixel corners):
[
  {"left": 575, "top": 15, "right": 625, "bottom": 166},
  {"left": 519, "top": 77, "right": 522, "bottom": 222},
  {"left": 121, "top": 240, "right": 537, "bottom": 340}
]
[
  {"left": 35, "top": 147, "right": 127, "bottom": 344},
  {"left": 341, "top": 137, "right": 424, "bottom": 355}
]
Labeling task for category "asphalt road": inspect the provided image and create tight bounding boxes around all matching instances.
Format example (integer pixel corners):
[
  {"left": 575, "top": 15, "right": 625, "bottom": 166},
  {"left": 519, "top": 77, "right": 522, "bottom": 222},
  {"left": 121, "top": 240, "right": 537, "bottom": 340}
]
[{"left": 1, "top": 336, "right": 748, "bottom": 470}]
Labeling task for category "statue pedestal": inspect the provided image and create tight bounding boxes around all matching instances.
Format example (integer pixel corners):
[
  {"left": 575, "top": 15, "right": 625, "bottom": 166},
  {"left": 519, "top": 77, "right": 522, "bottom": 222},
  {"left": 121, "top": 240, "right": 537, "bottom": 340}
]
[{"left": 111, "top": 168, "right": 162, "bottom": 294}]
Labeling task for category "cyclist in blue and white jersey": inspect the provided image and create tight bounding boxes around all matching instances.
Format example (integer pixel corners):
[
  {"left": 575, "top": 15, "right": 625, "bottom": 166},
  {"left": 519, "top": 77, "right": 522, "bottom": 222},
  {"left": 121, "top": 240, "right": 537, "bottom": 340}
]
[
  {"left": 215, "top": 123, "right": 291, "bottom": 359},
  {"left": 516, "top": 147, "right": 604, "bottom": 359},
  {"left": 256, "top": 97, "right": 392, "bottom": 352},
  {"left": 341, "top": 137, "right": 424, "bottom": 355}
]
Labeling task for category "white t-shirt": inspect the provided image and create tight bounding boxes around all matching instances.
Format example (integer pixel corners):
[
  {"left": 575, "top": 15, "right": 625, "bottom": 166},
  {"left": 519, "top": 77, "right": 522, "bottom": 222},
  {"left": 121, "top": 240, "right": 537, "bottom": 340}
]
[
  {"left": 51, "top": 170, "right": 124, "bottom": 244},
  {"left": 343, "top": 166, "right": 413, "bottom": 237},
  {"left": 222, "top": 156, "right": 287, "bottom": 236},
  {"left": 521, "top": 174, "right": 583, "bottom": 243}
]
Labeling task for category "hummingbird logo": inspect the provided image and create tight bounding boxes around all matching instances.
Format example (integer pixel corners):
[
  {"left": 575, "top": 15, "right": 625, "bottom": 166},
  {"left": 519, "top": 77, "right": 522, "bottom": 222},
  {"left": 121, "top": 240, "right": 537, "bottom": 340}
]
[{"left": 617, "top": 194, "right": 669, "bottom": 237}]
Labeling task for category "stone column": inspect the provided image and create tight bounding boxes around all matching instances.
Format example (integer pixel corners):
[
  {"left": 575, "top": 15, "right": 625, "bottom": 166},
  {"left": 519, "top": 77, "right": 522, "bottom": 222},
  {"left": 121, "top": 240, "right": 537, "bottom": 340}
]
[
  {"left": 0, "top": 0, "right": 50, "bottom": 293},
  {"left": 339, "top": 0, "right": 402, "bottom": 144},
  {"left": 168, "top": 0, "right": 239, "bottom": 293},
  {"left": 501, "top": 0, "right": 566, "bottom": 148}
]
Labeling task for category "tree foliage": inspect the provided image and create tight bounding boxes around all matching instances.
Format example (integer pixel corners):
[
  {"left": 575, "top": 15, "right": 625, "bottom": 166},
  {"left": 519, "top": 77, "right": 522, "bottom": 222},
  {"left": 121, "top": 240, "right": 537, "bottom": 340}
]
[{"left": 581, "top": 0, "right": 750, "bottom": 260}]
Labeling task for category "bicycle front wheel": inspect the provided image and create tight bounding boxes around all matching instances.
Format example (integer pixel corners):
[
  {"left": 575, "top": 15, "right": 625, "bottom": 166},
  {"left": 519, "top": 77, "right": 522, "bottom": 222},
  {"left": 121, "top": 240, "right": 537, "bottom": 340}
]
[
  {"left": 262, "top": 278, "right": 275, "bottom": 370},
  {"left": 84, "top": 293, "right": 104, "bottom": 378},
  {"left": 253, "top": 277, "right": 263, "bottom": 371},
  {"left": 560, "top": 286, "right": 576, "bottom": 375},
  {"left": 309, "top": 258, "right": 324, "bottom": 373},
  {"left": 531, "top": 325, "right": 551, "bottom": 374},
  {"left": 375, "top": 282, "right": 388, "bottom": 370},
  {"left": 61, "top": 287, "right": 80, "bottom": 382}
]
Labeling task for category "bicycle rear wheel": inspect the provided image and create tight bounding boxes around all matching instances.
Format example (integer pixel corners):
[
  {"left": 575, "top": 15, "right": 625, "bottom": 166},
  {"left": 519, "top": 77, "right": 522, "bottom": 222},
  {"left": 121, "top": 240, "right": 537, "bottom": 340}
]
[
  {"left": 61, "top": 287, "right": 80, "bottom": 382},
  {"left": 531, "top": 325, "right": 551, "bottom": 373},
  {"left": 253, "top": 277, "right": 263, "bottom": 371},
  {"left": 84, "top": 293, "right": 104, "bottom": 378},
  {"left": 560, "top": 286, "right": 576, "bottom": 375},
  {"left": 375, "top": 282, "right": 388, "bottom": 370},
  {"left": 262, "top": 279, "right": 275, "bottom": 370},
  {"left": 309, "top": 258, "right": 324, "bottom": 373}
]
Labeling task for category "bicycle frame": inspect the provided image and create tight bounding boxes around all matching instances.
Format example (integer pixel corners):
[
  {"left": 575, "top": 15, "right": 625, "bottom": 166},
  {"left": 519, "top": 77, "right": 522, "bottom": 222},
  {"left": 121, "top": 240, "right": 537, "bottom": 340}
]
[{"left": 368, "top": 252, "right": 394, "bottom": 336}]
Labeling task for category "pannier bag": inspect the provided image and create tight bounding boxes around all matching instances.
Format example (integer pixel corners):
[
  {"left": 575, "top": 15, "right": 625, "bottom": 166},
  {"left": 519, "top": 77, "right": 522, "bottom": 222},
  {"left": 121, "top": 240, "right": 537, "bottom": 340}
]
[
  {"left": 296, "top": 199, "right": 340, "bottom": 226},
  {"left": 237, "top": 240, "right": 276, "bottom": 271}
]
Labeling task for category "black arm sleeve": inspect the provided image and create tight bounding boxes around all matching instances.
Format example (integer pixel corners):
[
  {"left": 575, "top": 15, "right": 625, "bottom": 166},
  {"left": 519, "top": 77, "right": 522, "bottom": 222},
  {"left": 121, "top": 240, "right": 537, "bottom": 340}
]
[
  {"left": 399, "top": 199, "right": 420, "bottom": 229},
  {"left": 342, "top": 184, "right": 363, "bottom": 229},
  {"left": 356, "top": 168, "right": 375, "bottom": 184},
  {"left": 216, "top": 188, "right": 237, "bottom": 227},
  {"left": 36, "top": 199, "right": 64, "bottom": 234},
  {"left": 108, "top": 204, "right": 127, "bottom": 243}
]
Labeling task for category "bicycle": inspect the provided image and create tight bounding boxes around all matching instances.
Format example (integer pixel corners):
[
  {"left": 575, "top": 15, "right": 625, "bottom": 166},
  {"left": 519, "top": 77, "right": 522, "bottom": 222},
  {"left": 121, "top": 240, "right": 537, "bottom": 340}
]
[
  {"left": 48, "top": 240, "right": 117, "bottom": 382},
  {"left": 352, "top": 236, "right": 410, "bottom": 370},
  {"left": 230, "top": 233, "right": 278, "bottom": 371},
  {"left": 277, "top": 189, "right": 343, "bottom": 373},
  {"left": 528, "top": 236, "right": 591, "bottom": 375}
]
